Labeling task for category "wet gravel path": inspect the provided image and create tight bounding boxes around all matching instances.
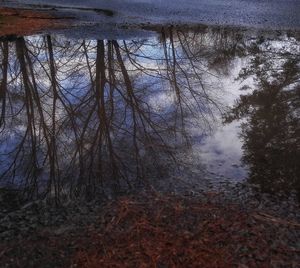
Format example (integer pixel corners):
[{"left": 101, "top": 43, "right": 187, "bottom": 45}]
[{"left": 1, "top": 0, "right": 300, "bottom": 30}]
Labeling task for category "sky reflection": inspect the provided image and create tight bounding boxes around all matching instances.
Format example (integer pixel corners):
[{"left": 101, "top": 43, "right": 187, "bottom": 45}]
[{"left": 0, "top": 26, "right": 299, "bottom": 201}]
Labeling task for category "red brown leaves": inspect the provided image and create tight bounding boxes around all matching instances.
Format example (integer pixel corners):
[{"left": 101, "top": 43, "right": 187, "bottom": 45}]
[
  {"left": 0, "top": 7, "right": 70, "bottom": 37},
  {"left": 71, "top": 192, "right": 299, "bottom": 267},
  {"left": 0, "top": 192, "right": 299, "bottom": 267}
]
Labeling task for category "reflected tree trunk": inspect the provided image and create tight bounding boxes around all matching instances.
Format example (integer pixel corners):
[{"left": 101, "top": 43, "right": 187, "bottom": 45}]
[
  {"left": 46, "top": 35, "right": 60, "bottom": 204},
  {"left": 0, "top": 40, "right": 8, "bottom": 129}
]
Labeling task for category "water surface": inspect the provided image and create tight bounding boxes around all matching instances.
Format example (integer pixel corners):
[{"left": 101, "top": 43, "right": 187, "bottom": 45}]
[{"left": 0, "top": 26, "right": 299, "bottom": 200}]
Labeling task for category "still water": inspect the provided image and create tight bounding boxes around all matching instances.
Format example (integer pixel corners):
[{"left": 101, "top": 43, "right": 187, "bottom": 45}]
[{"left": 0, "top": 26, "right": 299, "bottom": 200}]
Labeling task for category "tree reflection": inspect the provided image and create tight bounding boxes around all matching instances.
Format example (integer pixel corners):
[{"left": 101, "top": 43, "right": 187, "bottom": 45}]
[
  {"left": 225, "top": 36, "right": 300, "bottom": 198},
  {"left": 0, "top": 27, "right": 233, "bottom": 202}
]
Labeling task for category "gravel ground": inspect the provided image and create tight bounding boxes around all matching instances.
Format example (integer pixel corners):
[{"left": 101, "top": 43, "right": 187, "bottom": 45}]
[{"left": 0, "top": 186, "right": 299, "bottom": 267}]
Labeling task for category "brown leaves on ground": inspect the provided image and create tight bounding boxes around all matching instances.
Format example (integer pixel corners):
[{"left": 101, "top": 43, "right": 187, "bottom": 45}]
[
  {"left": 0, "top": 7, "right": 71, "bottom": 36},
  {"left": 72, "top": 192, "right": 299, "bottom": 268},
  {"left": 0, "top": 192, "right": 299, "bottom": 267}
]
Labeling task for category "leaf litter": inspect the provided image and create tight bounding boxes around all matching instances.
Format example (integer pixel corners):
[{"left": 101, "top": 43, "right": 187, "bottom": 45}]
[{"left": 0, "top": 191, "right": 299, "bottom": 267}]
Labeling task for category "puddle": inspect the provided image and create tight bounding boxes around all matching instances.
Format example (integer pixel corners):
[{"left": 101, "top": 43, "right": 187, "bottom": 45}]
[{"left": 0, "top": 26, "right": 299, "bottom": 199}]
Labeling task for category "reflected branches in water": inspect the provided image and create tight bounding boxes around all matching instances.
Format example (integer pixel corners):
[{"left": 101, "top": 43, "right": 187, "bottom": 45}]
[
  {"left": 0, "top": 27, "right": 229, "bottom": 202},
  {"left": 225, "top": 35, "right": 300, "bottom": 199},
  {"left": 2, "top": 26, "right": 299, "bottom": 203}
]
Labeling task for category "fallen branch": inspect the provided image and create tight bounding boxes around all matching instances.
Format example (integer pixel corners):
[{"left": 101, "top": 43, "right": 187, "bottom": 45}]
[{"left": 252, "top": 212, "right": 300, "bottom": 228}]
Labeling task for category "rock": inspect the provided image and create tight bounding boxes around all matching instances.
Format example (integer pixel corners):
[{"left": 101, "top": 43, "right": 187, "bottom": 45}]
[{"left": 53, "top": 226, "right": 73, "bottom": 236}]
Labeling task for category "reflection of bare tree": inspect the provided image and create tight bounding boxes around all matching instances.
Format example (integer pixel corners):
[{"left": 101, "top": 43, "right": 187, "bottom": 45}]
[
  {"left": 160, "top": 27, "right": 227, "bottom": 132},
  {"left": 0, "top": 40, "right": 8, "bottom": 129},
  {"left": 225, "top": 37, "right": 300, "bottom": 199},
  {"left": 0, "top": 28, "right": 226, "bottom": 202}
]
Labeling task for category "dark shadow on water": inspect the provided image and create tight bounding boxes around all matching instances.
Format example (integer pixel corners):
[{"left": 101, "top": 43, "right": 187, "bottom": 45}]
[{"left": 224, "top": 35, "right": 300, "bottom": 200}]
